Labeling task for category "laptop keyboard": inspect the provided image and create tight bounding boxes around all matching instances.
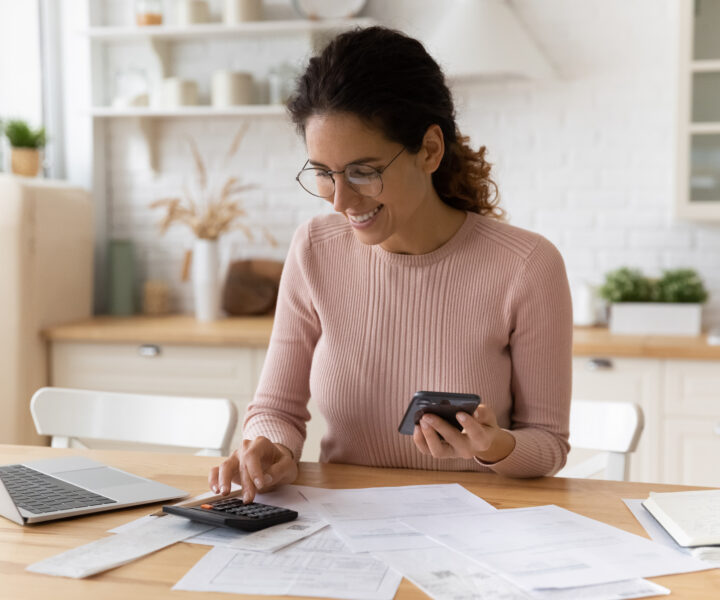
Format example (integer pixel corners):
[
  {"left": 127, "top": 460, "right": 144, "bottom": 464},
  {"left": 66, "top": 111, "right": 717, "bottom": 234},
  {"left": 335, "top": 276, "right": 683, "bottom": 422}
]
[{"left": 0, "top": 464, "right": 115, "bottom": 515}]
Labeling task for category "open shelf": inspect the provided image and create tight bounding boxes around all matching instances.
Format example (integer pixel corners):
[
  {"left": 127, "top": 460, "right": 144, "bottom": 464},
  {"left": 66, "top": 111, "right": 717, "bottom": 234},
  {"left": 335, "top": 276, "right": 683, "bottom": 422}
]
[
  {"left": 691, "top": 60, "right": 720, "bottom": 73},
  {"left": 83, "top": 18, "right": 375, "bottom": 41},
  {"left": 89, "top": 105, "right": 287, "bottom": 118},
  {"left": 689, "top": 123, "right": 720, "bottom": 134}
]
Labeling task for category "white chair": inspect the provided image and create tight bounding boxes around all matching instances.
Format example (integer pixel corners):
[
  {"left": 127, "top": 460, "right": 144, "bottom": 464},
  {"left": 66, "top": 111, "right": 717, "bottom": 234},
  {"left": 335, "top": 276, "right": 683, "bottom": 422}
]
[
  {"left": 30, "top": 387, "right": 238, "bottom": 457},
  {"left": 556, "top": 399, "right": 644, "bottom": 481}
]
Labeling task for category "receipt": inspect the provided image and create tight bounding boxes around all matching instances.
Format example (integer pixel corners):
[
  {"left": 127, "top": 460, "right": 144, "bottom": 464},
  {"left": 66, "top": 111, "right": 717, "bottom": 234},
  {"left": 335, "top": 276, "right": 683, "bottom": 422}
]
[{"left": 27, "top": 514, "right": 212, "bottom": 578}]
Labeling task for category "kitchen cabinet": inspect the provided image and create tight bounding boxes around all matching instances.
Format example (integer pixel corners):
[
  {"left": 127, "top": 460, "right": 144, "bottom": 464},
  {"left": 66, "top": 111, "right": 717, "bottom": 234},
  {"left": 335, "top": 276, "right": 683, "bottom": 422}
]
[
  {"left": 662, "top": 360, "right": 720, "bottom": 486},
  {"left": 676, "top": 0, "right": 720, "bottom": 220},
  {"left": 571, "top": 357, "right": 661, "bottom": 483},
  {"left": 572, "top": 354, "right": 720, "bottom": 486},
  {"left": 46, "top": 319, "right": 720, "bottom": 482},
  {"left": 49, "top": 339, "right": 326, "bottom": 462}
]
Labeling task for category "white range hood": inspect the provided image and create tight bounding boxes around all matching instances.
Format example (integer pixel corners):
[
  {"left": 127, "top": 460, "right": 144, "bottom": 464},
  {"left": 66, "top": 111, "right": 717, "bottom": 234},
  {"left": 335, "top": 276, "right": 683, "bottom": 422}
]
[{"left": 426, "top": 0, "right": 554, "bottom": 81}]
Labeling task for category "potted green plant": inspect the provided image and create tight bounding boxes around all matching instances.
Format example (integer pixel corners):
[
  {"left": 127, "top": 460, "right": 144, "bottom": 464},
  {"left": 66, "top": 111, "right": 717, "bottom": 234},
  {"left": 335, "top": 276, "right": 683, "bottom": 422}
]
[
  {"left": 4, "top": 119, "right": 46, "bottom": 177},
  {"left": 599, "top": 267, "right": 708, "bottom": 335}
]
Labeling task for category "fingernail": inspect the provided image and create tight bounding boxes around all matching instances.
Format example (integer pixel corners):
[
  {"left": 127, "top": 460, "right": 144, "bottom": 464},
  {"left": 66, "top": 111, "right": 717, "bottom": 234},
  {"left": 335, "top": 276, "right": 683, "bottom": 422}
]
[
  {"left": 457, "top": 412, "right": 468, "bottom": 422},
  {"left": 421, "top": 419, "right": 430, "bottom": 429},
  {"left": 254, "top": 478, "right": 263, "bottom": 489},
  {"left": 221, "top": 486, "right": 228, "bottom": 494},
  {"left": 243, "top": 493, "right": 250, "bottom": 503},
  {"left": 264, "top": 474, "right": 273, "bottom": 485},
  {"left": 212, "top": 485, "right": 218, "bottom": 493}
]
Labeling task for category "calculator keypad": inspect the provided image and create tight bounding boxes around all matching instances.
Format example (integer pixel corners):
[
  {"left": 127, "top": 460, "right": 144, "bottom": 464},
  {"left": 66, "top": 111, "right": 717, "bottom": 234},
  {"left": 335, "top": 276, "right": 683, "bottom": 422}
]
[{"left": 208, "top": 499, "right": 290, "bottom": 519}]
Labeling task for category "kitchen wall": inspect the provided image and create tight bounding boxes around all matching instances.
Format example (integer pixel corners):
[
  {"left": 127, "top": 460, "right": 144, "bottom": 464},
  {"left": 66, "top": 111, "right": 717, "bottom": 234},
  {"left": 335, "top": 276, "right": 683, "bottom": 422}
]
[{"left": 76, "top": 0, "right": 720, "bottom": 325}]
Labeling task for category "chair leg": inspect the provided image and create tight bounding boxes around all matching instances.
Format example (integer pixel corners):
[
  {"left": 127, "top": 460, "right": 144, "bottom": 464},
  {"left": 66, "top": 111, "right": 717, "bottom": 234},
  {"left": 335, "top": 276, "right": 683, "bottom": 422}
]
[
  {"left": 606, "top": 452, "right": 630, "bottom": 481},
  {"left": 50, "top": 436, "right": 71, "bottom": 448}
]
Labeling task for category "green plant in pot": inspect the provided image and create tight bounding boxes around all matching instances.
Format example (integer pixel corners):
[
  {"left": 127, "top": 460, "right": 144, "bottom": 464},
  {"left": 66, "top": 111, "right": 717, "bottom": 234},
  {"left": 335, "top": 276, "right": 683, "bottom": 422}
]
[
  {"left": 652, "top": 269, "right": 708, "bottom": 303},
  {"left": 5, "top": 119, "right": 46, "bottom": 177},
  {"left": 599, "top": 267, "right": 708, "bottom": 336}
]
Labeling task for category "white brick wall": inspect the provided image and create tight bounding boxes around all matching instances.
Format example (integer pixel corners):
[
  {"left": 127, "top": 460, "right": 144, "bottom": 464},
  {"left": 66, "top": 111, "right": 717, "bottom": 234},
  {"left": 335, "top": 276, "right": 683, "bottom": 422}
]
[{"left": 95, "top": 0, "right": 720, "bottom": 326}]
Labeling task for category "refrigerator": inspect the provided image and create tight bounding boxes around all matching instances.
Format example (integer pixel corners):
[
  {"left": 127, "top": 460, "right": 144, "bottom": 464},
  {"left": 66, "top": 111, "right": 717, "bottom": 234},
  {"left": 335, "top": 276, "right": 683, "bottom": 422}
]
[{"left": 0, "top": 174, "right": 93, "bottom": 445}]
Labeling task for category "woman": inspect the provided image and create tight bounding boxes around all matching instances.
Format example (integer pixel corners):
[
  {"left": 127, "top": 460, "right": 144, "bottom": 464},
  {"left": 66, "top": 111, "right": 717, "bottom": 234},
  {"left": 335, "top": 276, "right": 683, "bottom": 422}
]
[{"left": 209, "top": 26, "right": 573, "bottom": 502}]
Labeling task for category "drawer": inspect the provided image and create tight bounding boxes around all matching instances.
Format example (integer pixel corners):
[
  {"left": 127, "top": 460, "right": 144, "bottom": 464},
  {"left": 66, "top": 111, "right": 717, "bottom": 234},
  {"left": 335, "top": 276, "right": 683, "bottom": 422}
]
[
  {"left": 50, "top": 342, "right": 266, "bottom": 399},
  {"left": 663, "top": 359, "right": 720, "bottom": 417}
]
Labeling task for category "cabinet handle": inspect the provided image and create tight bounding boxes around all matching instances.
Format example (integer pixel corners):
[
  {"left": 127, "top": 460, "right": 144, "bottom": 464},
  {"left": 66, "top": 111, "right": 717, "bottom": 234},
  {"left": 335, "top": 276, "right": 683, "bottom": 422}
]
[
  {"left": 586, "top": 358, "right": 613, "bottom": 371},
  {"left": 138, "top": 344, "right": 161, "bottom": 357}
]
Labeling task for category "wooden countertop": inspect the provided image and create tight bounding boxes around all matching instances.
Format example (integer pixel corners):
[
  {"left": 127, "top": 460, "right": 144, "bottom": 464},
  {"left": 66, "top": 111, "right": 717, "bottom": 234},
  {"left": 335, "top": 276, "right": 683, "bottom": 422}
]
[
  {"left": 43, "top": 315, "right": 274, "bottom": 347},
  {"left": 43, "top": 316, "right": 720, "bottom": 359}
]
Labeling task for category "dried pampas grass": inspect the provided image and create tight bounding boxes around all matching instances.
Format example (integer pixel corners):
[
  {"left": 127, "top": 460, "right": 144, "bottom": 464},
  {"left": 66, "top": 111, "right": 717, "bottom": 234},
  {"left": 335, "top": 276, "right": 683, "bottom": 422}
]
[{"left": 150, "top": 125, "right": 276, "bottom": 246}]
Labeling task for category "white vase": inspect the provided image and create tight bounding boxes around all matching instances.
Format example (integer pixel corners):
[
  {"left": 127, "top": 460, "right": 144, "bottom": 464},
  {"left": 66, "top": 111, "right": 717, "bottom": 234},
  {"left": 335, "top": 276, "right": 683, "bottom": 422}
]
[{"left": 192, "top": 239, "right": 221, "bottom": 322}]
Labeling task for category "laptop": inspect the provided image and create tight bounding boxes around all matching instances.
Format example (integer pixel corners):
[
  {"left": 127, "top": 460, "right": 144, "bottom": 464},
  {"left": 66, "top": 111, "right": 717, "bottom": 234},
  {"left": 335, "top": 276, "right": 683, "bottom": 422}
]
[{"left": 0, "top": 456, "right": 187, "bottom": 525}]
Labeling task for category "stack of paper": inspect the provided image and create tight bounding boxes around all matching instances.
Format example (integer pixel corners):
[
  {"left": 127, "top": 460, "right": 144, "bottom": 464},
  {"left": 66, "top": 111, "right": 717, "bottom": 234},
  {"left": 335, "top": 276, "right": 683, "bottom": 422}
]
[{"left": 26, "top": 483, "right": 717, "bottom": 600}]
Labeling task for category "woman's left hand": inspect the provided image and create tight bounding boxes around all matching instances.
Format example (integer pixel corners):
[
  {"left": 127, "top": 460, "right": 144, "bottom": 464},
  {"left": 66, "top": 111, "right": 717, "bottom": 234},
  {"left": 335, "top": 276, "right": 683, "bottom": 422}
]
[{"left": 412, "top": 404, "right": 516, "bottom": 463}]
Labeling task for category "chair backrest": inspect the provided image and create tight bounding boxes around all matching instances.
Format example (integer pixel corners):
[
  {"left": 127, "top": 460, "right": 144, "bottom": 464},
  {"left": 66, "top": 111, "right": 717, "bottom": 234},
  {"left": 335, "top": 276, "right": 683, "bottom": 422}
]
[
  {"left": 30, "top": 387, "right": 238, "bottom": 457},
  {"left": 556, "top": 399, "right": 644, "bottom": 481}
]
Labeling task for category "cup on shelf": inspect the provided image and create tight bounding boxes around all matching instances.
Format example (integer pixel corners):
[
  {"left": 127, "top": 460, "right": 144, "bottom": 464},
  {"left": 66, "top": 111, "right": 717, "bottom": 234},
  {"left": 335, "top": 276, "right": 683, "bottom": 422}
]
[
  {"left": 160, "top": 78, "right": 199, "bottom": 107},
  {"left": 268, "top": 63, "right": 297, "bottom": 105},
  {"left": 211, "top": 70, "right": 254, "bottom": 106},
  {"left": 112, "top": 93, "right": 149, "bottom": 108},
  {"left": 223, "top": 0, "right": 262, "bottom": 24},
  {"left": 177, "top": 0, "right": 211, "bottom": 26},
  {"left": 135, "top": 0, "right": 163, "bottom": 26}
]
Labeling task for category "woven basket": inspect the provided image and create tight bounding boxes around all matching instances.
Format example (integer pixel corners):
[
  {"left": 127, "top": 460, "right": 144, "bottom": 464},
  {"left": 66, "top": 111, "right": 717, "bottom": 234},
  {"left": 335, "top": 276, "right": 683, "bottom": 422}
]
[{"left": 11, "top": 147, "right": 41, "bottom": 177}]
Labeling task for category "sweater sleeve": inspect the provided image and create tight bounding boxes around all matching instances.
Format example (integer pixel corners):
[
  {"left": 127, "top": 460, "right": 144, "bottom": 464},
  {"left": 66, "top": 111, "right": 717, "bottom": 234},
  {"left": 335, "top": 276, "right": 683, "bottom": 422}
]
[
  {"left": 242, "top": 221, "right": 321, "bottom": 460},
  {"left": 477, "top": 236, "right": 573, "bottom": 477}
]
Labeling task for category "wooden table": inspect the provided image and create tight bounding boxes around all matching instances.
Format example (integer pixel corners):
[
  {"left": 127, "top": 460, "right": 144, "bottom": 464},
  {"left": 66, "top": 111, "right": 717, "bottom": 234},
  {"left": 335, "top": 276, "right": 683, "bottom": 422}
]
[{"left": 1, "top": 445, "right": 718, "bottom": 599}]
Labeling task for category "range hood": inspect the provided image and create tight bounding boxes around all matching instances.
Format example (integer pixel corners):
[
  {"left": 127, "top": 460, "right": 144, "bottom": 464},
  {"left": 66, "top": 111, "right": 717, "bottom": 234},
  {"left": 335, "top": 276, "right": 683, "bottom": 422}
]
[{"left": 426, "top": 0, "right": 554, "bottom": 81}]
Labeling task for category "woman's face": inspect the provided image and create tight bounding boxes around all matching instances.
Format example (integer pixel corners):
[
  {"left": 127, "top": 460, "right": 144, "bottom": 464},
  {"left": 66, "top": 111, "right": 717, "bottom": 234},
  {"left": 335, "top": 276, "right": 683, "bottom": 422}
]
[{"left": 304, "top": 112, "right": 439, "bottom": 249}]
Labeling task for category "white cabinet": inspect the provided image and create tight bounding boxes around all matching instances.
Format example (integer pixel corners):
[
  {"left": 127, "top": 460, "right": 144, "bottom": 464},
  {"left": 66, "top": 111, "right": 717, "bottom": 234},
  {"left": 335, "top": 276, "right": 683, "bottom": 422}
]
[
  {"left": 662, "top": 360, "right": 720, "bottom": 486},
  {"left": 50, "top": 341, "right": 325, "bottom": 461},
  {"left": 571, "top": 357, "right": 661, "bottom": 483},
  {"left": 675, "top": 0, "right": 720, "bottom": 220},
  {"left": 572, "top": 354, "right": 720, "bottom": 485}
]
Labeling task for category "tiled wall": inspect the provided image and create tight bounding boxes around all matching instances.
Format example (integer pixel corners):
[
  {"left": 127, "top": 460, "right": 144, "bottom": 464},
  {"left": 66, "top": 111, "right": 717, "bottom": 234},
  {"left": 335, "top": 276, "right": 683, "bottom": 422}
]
[{"left": 98, "top": 0, "right": 720, "bottom": 326}]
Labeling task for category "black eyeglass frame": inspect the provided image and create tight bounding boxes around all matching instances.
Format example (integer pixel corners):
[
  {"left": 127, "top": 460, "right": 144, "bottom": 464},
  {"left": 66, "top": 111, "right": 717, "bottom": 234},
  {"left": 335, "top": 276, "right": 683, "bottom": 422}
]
[{"left": 295, "top": 146, "right": 406, "bottom": 199}]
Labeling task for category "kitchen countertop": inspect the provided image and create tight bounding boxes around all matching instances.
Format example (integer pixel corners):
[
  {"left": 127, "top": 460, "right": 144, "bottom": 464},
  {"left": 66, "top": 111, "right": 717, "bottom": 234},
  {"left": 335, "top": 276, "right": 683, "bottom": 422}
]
[{"left": 43, "top": 315, "right": 720, "bottom": 360}]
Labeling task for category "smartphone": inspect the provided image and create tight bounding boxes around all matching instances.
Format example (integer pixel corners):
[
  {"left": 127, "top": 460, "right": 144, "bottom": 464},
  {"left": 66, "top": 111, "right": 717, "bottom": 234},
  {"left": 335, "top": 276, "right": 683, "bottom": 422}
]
[{"left": 398, "top": 391, "right": 481, "bottom": 435}]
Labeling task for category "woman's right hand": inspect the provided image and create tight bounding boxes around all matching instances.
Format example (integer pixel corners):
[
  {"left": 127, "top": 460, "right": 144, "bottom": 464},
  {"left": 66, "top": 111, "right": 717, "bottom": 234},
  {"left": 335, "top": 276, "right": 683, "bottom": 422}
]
[{"left": 208, "top": 436, "right": 298, "bottom": 503}]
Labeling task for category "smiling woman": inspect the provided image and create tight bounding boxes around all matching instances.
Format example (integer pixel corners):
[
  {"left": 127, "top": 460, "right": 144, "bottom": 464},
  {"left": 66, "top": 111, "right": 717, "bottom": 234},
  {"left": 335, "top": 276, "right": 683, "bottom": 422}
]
[{"left": 209, "top": 26, "right": 574, "bottom": 503}]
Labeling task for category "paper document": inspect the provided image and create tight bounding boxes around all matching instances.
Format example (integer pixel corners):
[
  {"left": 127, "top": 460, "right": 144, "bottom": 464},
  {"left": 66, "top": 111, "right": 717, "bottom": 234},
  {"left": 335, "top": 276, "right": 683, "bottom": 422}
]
[
  {"left": 374, "top": 546, "right": 669, "bottom": 600},
  {"left": 111, "top": 485, "right": 326, "bottom": 552},
  {"left": 173, "top": 526, "right": 402, "bottom": 600},
  {"left": 27, "top": 514, "right": 212, "bottom": 578},
  {"left": 404, "top": 504, "right": 710, "bottom": 590},
  {"left": 298, "top": 483, "right": 496, "bottom": 552}
]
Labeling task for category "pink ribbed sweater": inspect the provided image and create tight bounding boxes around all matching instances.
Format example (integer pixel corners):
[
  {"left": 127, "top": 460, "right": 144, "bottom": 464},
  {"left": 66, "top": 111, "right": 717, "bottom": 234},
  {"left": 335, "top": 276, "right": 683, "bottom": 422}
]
[{"left": 243, "top": 211, "right": 573, "bottom": 477}]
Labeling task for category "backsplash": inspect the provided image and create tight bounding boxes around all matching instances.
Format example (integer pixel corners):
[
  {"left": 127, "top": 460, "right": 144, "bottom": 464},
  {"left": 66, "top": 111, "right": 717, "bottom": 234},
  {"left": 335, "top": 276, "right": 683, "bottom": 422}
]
[{"left": 95, "top": 0, "right": 720, "bottom": 326}]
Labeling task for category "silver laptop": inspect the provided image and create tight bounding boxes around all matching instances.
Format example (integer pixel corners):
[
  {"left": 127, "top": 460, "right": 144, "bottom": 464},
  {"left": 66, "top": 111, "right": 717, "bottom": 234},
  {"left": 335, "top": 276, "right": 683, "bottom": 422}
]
[{"left": 0, "top": 456, "right": 187, "bottom": 525}]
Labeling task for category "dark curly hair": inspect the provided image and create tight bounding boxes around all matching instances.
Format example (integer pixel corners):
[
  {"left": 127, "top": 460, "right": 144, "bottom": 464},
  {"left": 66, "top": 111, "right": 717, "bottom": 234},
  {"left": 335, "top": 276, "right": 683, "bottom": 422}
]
[{"left": 287, "top": 26, "right": 503, "bottom": 219}]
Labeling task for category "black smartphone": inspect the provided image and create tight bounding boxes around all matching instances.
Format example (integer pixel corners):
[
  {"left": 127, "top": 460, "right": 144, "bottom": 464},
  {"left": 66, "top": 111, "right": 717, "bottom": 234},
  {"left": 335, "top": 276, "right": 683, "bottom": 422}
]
[{"left": 398, "top": 391, "right": 481, "bottom": 435}]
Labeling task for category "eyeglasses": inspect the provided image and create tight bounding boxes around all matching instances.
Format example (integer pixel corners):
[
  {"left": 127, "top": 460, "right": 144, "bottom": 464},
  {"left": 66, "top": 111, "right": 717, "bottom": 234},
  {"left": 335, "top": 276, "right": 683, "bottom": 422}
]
[{"left": 295, "top": 147, "right": 405, "bottom": 199}]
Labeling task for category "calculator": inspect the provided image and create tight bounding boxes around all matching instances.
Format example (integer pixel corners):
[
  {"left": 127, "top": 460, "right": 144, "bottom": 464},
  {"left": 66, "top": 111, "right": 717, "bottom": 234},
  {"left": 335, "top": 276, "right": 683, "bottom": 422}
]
[{"left": 162, "top": 497, "right": 298, "bottom": 532}]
